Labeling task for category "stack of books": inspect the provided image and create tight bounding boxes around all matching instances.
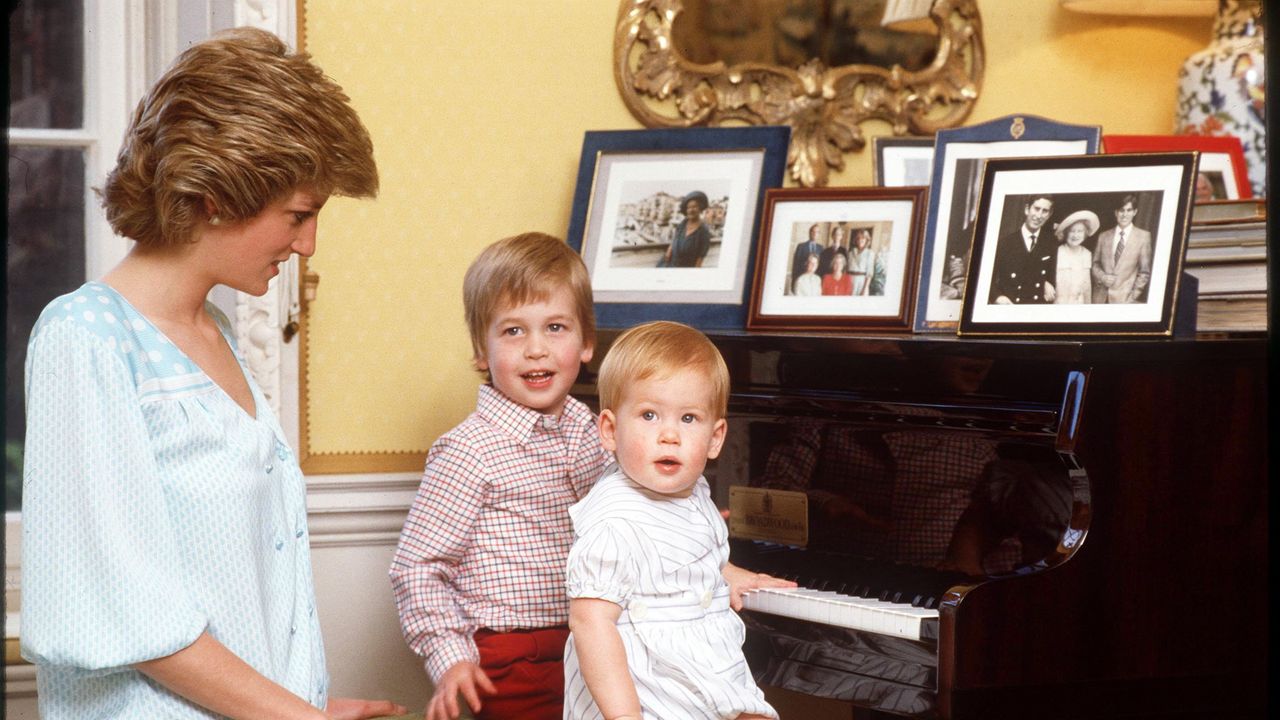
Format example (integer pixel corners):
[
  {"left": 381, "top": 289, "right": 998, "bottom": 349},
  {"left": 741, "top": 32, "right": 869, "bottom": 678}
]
[{"left": 1181, "top": 199, "right": 1267, "bottom": 334}]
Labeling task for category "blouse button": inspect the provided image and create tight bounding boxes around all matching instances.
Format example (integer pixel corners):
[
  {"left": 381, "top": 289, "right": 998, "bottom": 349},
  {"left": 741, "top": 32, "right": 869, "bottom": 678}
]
[
  {"left": 277, "top": 445, "right": 288, "bottom": 461},
  {"left": 265, "top": 464, "right": 274, "bottom": 474},
  {"left": 275, "top": 538, "right": 284, "bottom": 551},
  {"left": 699, "top": 590, "right": 713, "bottom": 608},
  {"left": 295, "top": 527, "right": 304, "bottom": 538},
  {"left": 290, "top": 624, "right": 297, "bottom": 635},
  {"left": 629, "top": 601, "right": 649, "bottom": 621}
]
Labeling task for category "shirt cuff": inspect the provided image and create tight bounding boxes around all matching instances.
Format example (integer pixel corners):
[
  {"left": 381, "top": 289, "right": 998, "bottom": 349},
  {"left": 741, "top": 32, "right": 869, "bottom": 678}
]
[{"left": 425, "top": 633, "right": 481, "bottom": 684}]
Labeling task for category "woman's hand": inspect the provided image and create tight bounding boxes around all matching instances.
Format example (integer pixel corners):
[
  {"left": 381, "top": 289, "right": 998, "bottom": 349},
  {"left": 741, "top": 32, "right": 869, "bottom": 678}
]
[
  {"left": 426, "top": 661, "right": 496, "bottom": 720},
  {"left": 327, "top": 697, "right": 409, "bottom": 720},
  {"left": 722, "top": 562, "right": 797, "bottom": 611}
]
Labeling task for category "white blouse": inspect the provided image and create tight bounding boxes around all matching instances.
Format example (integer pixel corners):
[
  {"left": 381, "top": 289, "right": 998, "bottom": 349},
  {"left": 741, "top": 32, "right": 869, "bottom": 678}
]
[
  {"left": 21, "top": 282, "right": 327, "bottom": 718},
  {"left": 563, "top": 467, "right": 776, "bottom": 720}
]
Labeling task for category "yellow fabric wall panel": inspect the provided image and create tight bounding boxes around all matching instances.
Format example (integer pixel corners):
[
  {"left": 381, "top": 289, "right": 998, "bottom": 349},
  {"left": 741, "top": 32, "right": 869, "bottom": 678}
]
[{"left": 299, "top": 0, "right": 1209, "bottom": 466}]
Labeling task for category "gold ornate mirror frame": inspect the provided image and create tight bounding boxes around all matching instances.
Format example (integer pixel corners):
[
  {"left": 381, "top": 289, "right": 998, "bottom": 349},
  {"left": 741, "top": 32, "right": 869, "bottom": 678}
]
[{"left": 614, "top": 0, "right": 984, "bottom": 187}]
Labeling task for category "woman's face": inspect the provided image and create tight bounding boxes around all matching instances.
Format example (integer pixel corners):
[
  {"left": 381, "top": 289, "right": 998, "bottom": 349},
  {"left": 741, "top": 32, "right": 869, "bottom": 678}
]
[
  {"left": 804, "top": 254, "right": 818, "bottom": 274},
  {"left": 831, "top": 253, "right": 846, "bottom": 274},
  {"left": 1066, "top": 223, "right": 1087, "bottom": 246},
  {"left": 201, "top": 187, "right": 328, "bottom": 296},
  {"left": 684, "top": 201, "right": 703, "bottom": 223}
]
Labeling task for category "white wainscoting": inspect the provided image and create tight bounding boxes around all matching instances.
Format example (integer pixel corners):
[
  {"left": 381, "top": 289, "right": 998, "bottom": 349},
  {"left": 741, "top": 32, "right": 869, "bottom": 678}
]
[{"left": 306, "top": 472, "right": 432, "bottom": 710}]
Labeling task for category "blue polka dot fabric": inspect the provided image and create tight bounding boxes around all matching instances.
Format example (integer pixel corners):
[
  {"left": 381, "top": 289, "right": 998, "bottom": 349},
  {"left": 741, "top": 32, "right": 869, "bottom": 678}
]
[{"left": 21, "top": 281, "right": 328, "bottom": 718}]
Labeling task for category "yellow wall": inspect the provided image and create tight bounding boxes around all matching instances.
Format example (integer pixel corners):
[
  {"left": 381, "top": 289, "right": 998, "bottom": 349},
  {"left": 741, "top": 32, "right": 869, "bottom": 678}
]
[{"left": 300, "top": 0, "right": 1210, "bottom": 466}]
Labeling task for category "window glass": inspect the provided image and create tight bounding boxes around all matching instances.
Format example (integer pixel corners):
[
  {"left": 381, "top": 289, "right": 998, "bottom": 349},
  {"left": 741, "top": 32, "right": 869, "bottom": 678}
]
[
  {"left": 8, "top": 0, "right": 84, "bottom": 130},
  {"left": 6, "top": 148, "right": 87, "bottom": 510}
]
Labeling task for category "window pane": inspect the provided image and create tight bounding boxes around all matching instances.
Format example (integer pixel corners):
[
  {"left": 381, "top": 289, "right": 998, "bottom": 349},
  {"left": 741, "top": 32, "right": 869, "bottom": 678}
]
[
  {"left": 6, "top": 147, "right": 87, "bottom": 510},
  {"left": 8, "top": 0, "right": 84, "bottom": 130}
]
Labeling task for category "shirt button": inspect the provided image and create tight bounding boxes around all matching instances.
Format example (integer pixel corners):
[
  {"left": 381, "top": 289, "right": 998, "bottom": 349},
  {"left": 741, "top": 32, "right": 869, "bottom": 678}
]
[
  {"left": 275, "top": 538, "right": 284, "bottom": 550},
  {"left": 630, "top": 601, "right": 649, "bottom": 621},
  {"left": 699, "top": 590, "right": 713, "bottom": 608},
  {"left": 541, "top": 416, "right": 558, "bottom": 430},
  {"left": 290, "top": 625, "right": 297, "bottom": 635},
  {"left": 265, "top": 464, "right": 273, "bottom": 474}
]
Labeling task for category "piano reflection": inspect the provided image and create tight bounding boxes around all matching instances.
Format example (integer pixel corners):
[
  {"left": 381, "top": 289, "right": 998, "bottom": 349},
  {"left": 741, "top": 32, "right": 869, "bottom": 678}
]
[{"left": 576, "top": 332, "right": 1266, "bottom": 719}]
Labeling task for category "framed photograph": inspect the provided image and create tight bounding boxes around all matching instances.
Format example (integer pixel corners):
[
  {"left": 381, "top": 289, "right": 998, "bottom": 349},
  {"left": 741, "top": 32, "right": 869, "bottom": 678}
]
[
  {"left": 1103, "top": 133, "right": 1251, "bottom": 201},
  {"left": 747, "top": 186, "right": 924, "bottom": 332},
  {"left": 958, "top": 152, "right": 1197, "bottom": 337},
  {"left": 914, "top": 115, "right": 1101, "bottom": 333},
  {"left": 565, "top": 126, "right": 790, "bottom": 330},
  {"left": 872, "top": 136, "right": 935, "bottom": 187}
]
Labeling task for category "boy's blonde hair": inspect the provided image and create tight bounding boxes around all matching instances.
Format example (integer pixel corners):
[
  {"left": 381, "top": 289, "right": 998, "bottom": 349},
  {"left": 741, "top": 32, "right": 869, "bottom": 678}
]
[
  {"left": 597, "top": 321, "right": 729, "bottom": 419},
  {"left": 463, "top": 232, "right": 596, "bottom": 371},
  {"left": 100, "top": 27, "right": 377, "bottom": 248}
]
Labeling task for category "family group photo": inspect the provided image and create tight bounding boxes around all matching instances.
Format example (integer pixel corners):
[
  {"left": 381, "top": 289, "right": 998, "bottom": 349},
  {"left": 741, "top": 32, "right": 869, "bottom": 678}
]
[{"left": 783, "top": 221, "right": 889, "bottom": 297}]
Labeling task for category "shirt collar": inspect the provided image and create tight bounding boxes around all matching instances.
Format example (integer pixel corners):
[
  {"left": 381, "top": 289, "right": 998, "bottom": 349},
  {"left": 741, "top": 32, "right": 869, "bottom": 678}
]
[{"left": 475, "top": 383, "right": 593, "bottom": 445}]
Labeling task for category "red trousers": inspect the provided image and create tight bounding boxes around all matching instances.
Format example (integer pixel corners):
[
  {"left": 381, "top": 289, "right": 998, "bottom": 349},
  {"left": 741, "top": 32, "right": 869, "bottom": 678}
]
[{"left": 472, "top": 626, "right": 570, "bottom": 720}]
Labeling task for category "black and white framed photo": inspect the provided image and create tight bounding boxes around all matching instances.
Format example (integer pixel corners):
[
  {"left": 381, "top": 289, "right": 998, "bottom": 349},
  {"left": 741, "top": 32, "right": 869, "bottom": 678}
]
[
  {"left": 565, "top": 126, "right": 790, "bottom": 330},
  {"left": 872, "top": 136, "right": 935, "bottom": 187},
  {"left": 958, "top": 152, "right": 1197, "bottom": 337},
  {"left": 914, "top": 114, "right": 1101, "bottom": 332},
  {"left": 747, "top": 186, "right": 924, "bottom": 332}
]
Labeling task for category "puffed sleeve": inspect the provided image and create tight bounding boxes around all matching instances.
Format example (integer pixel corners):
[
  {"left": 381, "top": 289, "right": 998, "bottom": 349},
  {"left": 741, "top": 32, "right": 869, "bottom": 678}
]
[
  {"left": 565, "top": 521, "right": 636, "bottom": 606},
  {"left": 20, "top": 319, "right": 206, "bottom": 671}
]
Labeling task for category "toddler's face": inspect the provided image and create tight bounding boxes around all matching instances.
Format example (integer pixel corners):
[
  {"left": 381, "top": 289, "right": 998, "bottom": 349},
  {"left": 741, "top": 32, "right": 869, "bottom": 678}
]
[
  {"left": 600, "top": 367, "right": 726, "bottom": 498},
  {"left": 478, "top": 286, "right": 593, "bottom": 416}
]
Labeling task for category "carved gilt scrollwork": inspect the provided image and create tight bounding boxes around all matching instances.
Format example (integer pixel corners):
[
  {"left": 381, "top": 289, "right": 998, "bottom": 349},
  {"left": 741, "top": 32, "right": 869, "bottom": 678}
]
[{"left": 614, "top": 0, "right": 984, "bottom": 187}]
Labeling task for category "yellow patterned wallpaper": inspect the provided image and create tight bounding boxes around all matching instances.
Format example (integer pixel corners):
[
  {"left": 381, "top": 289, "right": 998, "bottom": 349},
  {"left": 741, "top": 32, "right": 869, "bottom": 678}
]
[{"left": 299, "top": 0, "right": 1209, "bottom": 470}]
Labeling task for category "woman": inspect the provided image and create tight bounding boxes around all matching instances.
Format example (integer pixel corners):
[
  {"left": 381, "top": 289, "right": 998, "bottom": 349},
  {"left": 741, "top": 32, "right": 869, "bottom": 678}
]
[
  {"left": 1053, "top": 209, "right": 1099, "bottom": 305},
  {"left": 792, "top": 252, "right": 822, "bottom": 296},
  {"left": 821, "top": 252, "right": 854, "bottom": 296},
  {"left": 659, "top": 190, "right": 713, "bottom": 267},
  {"left": 21, "top": 28, "right": 406, "bottom": 720}
]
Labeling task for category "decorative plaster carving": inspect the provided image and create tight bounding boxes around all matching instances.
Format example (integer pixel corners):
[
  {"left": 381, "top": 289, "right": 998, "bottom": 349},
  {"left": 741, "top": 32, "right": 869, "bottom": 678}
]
[{"left": 232, "top": 0, "right": 297, "bottom": 417}]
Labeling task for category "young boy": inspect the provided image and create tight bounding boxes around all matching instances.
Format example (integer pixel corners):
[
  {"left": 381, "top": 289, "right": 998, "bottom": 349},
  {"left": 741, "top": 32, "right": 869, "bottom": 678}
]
[
  {"left": 564, "top": 321, "right": 778, "bottom": 720},
  {"left": 390, "top": 232, "right": 605, "bottom": 720}
]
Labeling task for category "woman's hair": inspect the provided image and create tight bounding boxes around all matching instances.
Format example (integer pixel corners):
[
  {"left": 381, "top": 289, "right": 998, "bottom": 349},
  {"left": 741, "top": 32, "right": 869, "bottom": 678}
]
[
  {"left": 463, "top": 232, "right": 596, "bottom": 374},
  {"left": 100, "top": 27, "right": 378, "bottom": 247},
  {"left": 597, "top": 321, "right": 729, "bottom": 420},
  {"left": 682, "top": 190, "right": 709, "bottom": 213}
]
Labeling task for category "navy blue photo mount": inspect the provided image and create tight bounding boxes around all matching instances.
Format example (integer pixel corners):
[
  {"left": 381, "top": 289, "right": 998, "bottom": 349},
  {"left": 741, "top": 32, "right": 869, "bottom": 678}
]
[
  {"left": 914, "top": 114, "right": 1102, "bottom": 333},
  {"left": 565, "top": 126, "right": 791, "bottom": 331}
]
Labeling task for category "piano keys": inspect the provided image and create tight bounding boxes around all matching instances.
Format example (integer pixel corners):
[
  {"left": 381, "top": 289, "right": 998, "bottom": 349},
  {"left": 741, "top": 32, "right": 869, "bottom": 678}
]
[{"left": 741, "top": 587, "right": 938, "bottom": 641}]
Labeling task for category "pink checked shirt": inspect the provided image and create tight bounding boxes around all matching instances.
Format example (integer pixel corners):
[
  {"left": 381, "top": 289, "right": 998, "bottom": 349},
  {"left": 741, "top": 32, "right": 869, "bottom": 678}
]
[{"left": 389, "top": 384, "right": 609, "bottom": 682}]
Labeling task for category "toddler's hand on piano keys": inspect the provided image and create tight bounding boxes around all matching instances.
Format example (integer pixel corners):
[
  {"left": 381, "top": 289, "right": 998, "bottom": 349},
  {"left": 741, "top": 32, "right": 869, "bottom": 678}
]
[{"left": 723, "top": 562, "right": 797, "bottom": 611}]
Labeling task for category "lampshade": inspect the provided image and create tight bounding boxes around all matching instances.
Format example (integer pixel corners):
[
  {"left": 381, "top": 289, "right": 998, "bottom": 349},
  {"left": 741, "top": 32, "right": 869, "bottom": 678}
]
[
  {"left": 1058, "top": 0, "right": 1216, "bottom": 15},
  {"left": 881, "top": 0, "right": 939, "bottom": 35}
]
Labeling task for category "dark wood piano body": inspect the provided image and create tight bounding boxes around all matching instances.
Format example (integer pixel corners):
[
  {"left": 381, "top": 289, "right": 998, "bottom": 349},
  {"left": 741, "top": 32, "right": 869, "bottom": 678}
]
[{"left": 577, "top": 332, "right": 1267, "bottom": 719}]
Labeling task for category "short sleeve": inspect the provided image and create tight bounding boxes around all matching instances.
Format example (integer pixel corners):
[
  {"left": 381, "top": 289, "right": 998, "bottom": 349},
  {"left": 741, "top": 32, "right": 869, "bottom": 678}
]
[
  {"left": 565, "top": 522, "right": 636, "bottom": 606},
  {"left": 21, "top": 319, "right": 206, "bottom": 671}
]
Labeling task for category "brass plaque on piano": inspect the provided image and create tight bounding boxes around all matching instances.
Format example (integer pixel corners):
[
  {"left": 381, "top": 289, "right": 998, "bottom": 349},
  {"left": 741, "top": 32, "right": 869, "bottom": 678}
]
[{"left": 728, "top": 487, "right": 808, "bottom": 547}]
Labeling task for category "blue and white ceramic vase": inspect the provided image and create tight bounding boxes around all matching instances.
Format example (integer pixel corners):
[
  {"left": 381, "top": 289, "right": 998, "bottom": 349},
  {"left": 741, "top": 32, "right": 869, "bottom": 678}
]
[{"left": 1174, "top": 0, "right": 1266, "bottom": 197}]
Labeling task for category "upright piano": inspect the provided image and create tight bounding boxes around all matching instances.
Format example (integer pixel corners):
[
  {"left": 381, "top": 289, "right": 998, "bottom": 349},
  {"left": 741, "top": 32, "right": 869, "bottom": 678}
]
[{"left": 577, "top": 332, "right": 1267, "bottom": 719}]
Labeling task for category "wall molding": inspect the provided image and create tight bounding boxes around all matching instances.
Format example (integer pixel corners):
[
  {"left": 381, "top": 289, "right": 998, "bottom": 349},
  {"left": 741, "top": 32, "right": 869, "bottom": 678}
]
[{"left": 305, "top": 472, "right": 419, "bottom": 548}]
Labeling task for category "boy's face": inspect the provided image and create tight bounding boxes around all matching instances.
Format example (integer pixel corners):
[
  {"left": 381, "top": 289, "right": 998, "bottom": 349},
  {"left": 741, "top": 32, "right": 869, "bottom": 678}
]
[
  {"left": 599, "top": 366, "right": 726, "bottom": 498},
  {"left": 477, "top": 286, "right": 593, "bottom": 416}
]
